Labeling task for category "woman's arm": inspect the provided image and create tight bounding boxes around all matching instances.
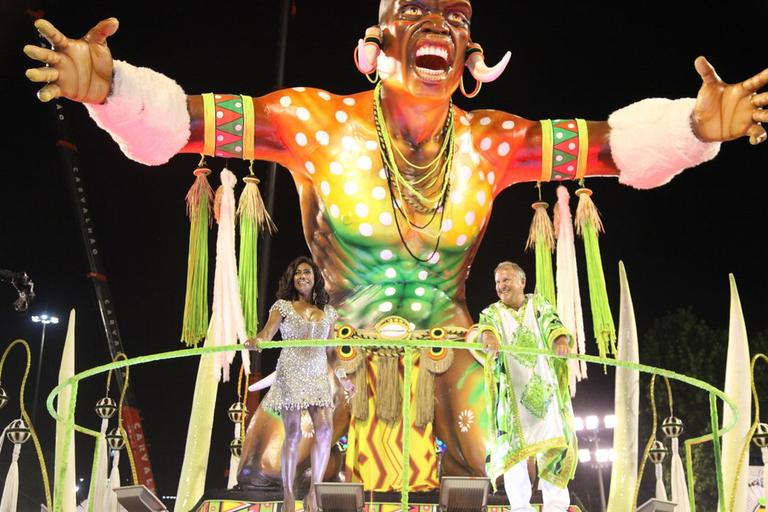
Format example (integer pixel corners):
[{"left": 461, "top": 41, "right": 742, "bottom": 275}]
[{"left": 245, "top": 308, "right": 283, "bottom": 350}]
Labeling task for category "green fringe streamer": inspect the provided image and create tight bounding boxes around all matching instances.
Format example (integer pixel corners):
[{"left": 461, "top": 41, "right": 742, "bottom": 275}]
[
  {"left": 181, "top": 167, "right": 213, "bottom": 346},
  {"left": 535, "top": 243, "right": 556, "bottom": 306},
  {"left": 239, "top": 213, "right": 259, "bottom": 339},
  {"left": 526, "top": 202, "right": 557, "bottom": 306},
  {"left": 237, "top": 175, "right": 276, "bottom": 339},
  {"left": 238, "top": 180, "right": 259, "bottom": 338},
  {"left": 575, "top": 189, "right": 616, "bottom": 360}
]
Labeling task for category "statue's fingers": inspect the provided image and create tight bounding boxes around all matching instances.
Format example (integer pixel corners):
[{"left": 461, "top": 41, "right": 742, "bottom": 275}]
[
  {"left": 36, "top": 83, "right": 61, "bottom": 102},
  {"left": 84, "top": 18, "right": 119, "bottom": 45},
  {"left": 752, "top": 109, "right": 768, "bottom": 123},
  {"left": 23, "top": 44, "right": 61, "bottom": 65},
  {"left": 747, "top": 124, "right": 766, "bottom": 145},
  {"left": 752, "top": 92, "right": 768, "bottom": 108},
  {"left": 742, "top": 67, "right": 768, "bottom": 94},
  {"left": 33, "top": 19, "right": 69, "bottom": 49},
  {"left": 694, "top": 56, "right": 720, "bottom": 85},
  {"left": 25, "top": 67, "right": 59, "bottom": 83}
]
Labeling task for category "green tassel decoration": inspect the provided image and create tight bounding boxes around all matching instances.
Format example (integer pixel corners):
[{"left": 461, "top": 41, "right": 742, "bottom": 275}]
[
  {"left": 525, "top": 201, "right": 557, "bottom": 307},
  {"left": 237, "top": 173, "right": 276, "bottom": 338},
  {"left": 575, "top": 187, "right": 616, "bottom": 360},
  {"left": 181, "top": 166, "right": 213, "bottom": 346}
]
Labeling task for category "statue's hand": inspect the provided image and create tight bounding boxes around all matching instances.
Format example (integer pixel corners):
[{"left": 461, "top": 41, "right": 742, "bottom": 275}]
[
  {"left": 692, "top": 56, "right": 768, "bottom": 145},
  {"left": 23, "top": 18, "right": 118, "bottom": 104}
]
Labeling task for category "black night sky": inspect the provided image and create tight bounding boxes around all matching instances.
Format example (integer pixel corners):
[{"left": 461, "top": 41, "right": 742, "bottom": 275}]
[{"left": 1, "top": 0, "right": 767, "bottom": 509}]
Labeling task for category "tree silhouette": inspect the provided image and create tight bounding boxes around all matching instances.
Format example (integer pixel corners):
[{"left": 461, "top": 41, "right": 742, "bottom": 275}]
[{"left": 637, "top": 307, "right": 768, "bottom": 510}]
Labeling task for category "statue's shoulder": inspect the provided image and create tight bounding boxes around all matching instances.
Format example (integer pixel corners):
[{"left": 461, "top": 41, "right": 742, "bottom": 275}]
[{"left": 271, "top": 87, "right": 374, "bottom": 117}]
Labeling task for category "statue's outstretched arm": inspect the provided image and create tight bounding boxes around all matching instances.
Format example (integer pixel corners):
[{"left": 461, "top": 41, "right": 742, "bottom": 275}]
[{"left": 473, "top": 57, "right": 766, "bottom": 194}]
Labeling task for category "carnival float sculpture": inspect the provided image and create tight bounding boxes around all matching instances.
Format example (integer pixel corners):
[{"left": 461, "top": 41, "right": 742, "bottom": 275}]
[{"left": 20, "top": 0, "right": 768, "bottom": 511}]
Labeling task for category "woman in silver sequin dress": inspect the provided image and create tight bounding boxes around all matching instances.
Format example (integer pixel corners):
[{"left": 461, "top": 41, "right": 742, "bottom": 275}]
[{"left": 247, "top": 256, "right": 353, "bottom": 512}]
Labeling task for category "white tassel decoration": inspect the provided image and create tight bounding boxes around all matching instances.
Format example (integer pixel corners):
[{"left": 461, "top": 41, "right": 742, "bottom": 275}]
[
  {"left": 88, "top": 419, "right": 110, "bottom": 512},
  {"left": 655, "top": 462, "right": 668, "bottom": 501},
  {"left": 106, "top": 450, "right": 124, "bottom": 512},
  {"left": 670, "top": 437, "right": 691, "bottom": 511},
  {"left": 0, "top": 444, "right": 21, "bottom": 512},
  {"left": 208, "top": 168, "right": 250, "bottom": 382},
  {"left": 554, "top": 186, "right": 587, "bottom": 396},
  {"left": 227, "top": 422, "right": 241, "bottom": 489}
]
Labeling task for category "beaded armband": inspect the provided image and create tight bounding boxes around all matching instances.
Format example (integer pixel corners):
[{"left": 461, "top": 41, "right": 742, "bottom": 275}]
[
  {"left": 539, "top": 118, "right": 588, "bottom": 182},
  {"left": 201, "top": 93, "right": 255, "bottom": 159}
]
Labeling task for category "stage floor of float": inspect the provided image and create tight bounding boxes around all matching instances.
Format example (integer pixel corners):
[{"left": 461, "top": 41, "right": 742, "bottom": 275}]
[{"left": 194, "top": 488, "right": 583, "bottom": 511}]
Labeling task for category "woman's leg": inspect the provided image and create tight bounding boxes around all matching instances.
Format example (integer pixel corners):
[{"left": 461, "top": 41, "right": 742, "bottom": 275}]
[
  {"left": 281, "top": 409, "right": 303, "bottom": 512},
  {"left": 305, "top": 406, "right": 334, "bottom": 512}
]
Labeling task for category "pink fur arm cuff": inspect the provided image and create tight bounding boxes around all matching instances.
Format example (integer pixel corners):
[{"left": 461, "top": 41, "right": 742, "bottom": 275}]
[
  {"left": 85, "top": 60, "right": 191, "bottom": 166},
  {"left": 608, "top": 98, "right": 721, "bottom": 189}
]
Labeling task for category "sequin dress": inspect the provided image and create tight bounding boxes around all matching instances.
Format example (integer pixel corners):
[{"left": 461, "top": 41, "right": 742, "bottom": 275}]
[{"left": 261, "top": 299, "right": 338, "bottom": 412}]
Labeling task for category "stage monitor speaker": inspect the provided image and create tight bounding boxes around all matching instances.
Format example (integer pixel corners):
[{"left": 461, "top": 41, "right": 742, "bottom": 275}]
[
  {"left": 314, "top": 482, "right": 365, "bottom": 512},
  {"left": 439, "top": 476, "right": 491, "bottom": 512},
  {"left": 637, "top": 498, "right": 676, "bottom": 512},
  {"left": 114, "top": 484, "right": 168, "bottom": 511}
]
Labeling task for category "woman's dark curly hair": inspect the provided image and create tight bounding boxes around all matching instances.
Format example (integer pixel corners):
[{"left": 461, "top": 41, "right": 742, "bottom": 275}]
[{"left": 276, "top": 256, "right": 330, "bottom": 308}]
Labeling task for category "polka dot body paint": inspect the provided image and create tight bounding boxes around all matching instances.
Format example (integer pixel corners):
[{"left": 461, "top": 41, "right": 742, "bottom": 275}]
[{"left": 235, "top": 88, "right": 615, "bottom": 328}]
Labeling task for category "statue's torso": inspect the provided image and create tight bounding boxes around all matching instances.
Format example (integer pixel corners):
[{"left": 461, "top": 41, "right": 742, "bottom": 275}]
[{"left": 270, "top": 88, "right": 508, "bottom": 328}]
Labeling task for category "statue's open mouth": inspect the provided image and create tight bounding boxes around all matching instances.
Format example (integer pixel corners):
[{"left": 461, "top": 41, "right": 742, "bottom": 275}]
[{"left": 412, "top": 39, "right": 452, "bottom": 83}]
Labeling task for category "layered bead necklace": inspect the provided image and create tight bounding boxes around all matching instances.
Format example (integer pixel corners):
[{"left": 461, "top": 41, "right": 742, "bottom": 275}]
[{"left": 373, "top": 81, "right": 456, "bottom": 262}]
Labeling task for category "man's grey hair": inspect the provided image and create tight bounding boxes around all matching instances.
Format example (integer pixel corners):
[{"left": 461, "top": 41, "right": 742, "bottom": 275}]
[{"left": 494, "top": 261, "right": 526, "bottom": 279}]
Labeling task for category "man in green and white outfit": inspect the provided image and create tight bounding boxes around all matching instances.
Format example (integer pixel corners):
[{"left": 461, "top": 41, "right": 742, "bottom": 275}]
[{"left": 478, "top": 261, "right": 577, "bottom": 512}]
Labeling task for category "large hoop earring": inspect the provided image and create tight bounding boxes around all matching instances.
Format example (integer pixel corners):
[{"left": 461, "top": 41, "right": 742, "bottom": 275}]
[
  {"left": 353, "top": 46, "right": 380, "bottom": 84},
  {"left": 460, "top": 74, "right": 482, "bottom": 98}
]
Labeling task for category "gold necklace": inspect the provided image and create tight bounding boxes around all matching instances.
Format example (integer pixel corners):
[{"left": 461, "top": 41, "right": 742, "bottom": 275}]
[
  {"left": 373, "top": 82, "right": 455, "bottom": 261},
  {"left": 373, "top": 81, "right": 455, "bottom": 209}
]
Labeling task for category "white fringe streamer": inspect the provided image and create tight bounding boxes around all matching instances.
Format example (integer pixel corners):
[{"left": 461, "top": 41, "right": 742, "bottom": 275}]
[
  {"left": 655, "top": 462, "right": 668, "bottom": 501},
  {"left": 0, "top": 443, "right": 21, "bottom": 512},
  {"left": 88, "top": 418, "right": 110, "bottom": 512},
  {"left": 106, "top": 450, "right": 124, "bottom": 512},
  {"left": 554, "top": 186, "right": 587, "bottom": 396},
  {"left": 227, "top": 423, "right": 241, "bottom": 489},
  {"left": 670, "top": 437, "right": 691, "bottom": 512},
  {"left": 208, "top": 168, "right": 250, "bottom": 382}
]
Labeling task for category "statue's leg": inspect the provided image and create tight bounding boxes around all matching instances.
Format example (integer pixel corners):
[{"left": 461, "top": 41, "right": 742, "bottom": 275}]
[
  {"left": 433, "top": 349, "right": 488, "bottom": 477},
  {"left": 238, "top": 406, "right": 285, "bottom": 486},
  {"left": 305, "top": 405, "right": 334, "bottom": 512},
  {"left": 281, "top": 408, "right": 303, "bottom": 512}
]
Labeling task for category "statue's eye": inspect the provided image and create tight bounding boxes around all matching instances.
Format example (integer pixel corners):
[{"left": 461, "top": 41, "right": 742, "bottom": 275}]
[
  {"left": 446, "top": 11, "right": 469, "bottom": 26},
  {"left": 401, "top": 5, "right": 424, "bottom": 17}
]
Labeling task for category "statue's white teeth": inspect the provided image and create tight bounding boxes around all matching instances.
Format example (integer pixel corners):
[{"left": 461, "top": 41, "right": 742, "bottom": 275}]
[
  {"left": 414, "top": 44, "right": 450, "bottom": 73},
  {"left": 415, "top": 45, "right": 449, "bottom": 61}
]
